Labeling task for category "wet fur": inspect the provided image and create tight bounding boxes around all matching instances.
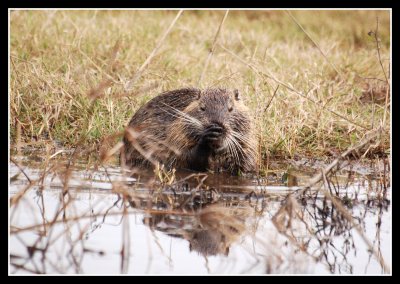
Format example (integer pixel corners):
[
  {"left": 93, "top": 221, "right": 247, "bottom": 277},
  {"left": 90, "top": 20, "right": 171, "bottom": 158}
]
[{"left": 122, "top": 88, "right": 258, "bottom": 174}]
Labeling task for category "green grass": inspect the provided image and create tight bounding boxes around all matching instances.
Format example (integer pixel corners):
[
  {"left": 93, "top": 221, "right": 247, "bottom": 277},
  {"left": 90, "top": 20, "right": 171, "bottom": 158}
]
[{"left": 10, "top": 10, "right": 390, "bottom": 160}]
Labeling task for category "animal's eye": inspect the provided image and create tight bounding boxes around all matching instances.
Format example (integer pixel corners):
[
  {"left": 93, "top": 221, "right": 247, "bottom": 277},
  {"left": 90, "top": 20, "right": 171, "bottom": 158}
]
[
  {"left": 200, "top": 105, "right": 206, "bottom": 111},
  {"left": 228, "top": 106, "right": 233, "bottom": 112}
]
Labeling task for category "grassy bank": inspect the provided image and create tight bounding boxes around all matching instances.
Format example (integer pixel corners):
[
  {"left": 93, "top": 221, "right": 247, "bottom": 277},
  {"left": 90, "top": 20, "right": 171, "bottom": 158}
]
[{"left": 10, "top": 10, "right": 390, "bottom": 160}]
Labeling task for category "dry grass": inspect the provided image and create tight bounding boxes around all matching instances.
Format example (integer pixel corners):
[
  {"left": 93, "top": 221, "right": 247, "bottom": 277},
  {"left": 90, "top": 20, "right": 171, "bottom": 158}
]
[
  {"left": 10, "top": 10, "right": 390, "bottom": 163},
  {"left": 9, "top": 11, "right": 391, "bottom": 273}
]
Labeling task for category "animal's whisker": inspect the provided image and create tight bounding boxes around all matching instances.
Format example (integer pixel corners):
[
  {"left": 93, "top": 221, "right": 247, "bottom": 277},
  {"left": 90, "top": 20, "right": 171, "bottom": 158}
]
[
  {"left": 228, "top": 135, "right": 246, "bottom": 161},
  {"left": 226, "top": 135, "right": 240, "bottom": 167},
  {"left": 123, "top": 88, "right": 257, "bottom": 174},
  {"left": 159, "top": 102, "right": 203, "bottom": 129},
  {"left": 231, "top": 130, "right": 254, "bottom": 148}
]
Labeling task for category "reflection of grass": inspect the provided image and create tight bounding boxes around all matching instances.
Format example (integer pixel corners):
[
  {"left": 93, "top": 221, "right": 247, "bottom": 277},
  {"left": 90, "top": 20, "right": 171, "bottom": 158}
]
[
  {"left": 9, "top": 151, "right": 391, "bottom": 274},
  {"left": 10, "top": 10, "right": 390, "bottom": 159}
]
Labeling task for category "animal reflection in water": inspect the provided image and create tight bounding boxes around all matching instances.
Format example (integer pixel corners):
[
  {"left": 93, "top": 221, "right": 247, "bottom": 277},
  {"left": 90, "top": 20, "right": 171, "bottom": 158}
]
[
  {"left": 142, "top": 204, "right": 250, "bottom": 256},
  {"left": 120, "top": 170, "right": 253, "bottom": 256},
  {"left": 127, "top": 184, "right": 389, "bottom": 272}
]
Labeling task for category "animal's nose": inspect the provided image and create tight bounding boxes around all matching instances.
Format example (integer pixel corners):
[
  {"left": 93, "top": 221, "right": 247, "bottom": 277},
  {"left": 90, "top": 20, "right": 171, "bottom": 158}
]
[
  {"left": 209, "top": 122, "right": 225, "bottom": 135},
  {"left": 210, "top": 121, "right": 225, "bottom": 128}
]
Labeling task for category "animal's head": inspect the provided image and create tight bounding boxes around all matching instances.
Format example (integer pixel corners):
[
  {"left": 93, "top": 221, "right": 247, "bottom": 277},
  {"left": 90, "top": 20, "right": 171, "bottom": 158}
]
[{"left": 183, "top": 88, "right": 252, "bottom": 153}]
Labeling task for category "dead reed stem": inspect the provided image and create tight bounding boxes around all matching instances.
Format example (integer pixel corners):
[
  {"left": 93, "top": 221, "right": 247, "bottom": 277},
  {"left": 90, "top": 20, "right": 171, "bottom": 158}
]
[
  {"left": 219, "top": 44, "right": 370, "bottom": 130},
  {"left": 10, "top": 157, "right": 31, "bottom": 184},
  {"left": 320, "top": 170, "right": 390, "bottom": 273},
  {"left": 370, "top": 17, "right": 390, "bottom": 128},
  {"left": 291, "top": 127, "right": 383, "bottom": 198},
  {"left": 286, "top": 11, "right": 343, "bottom": 79},
  {"left": 10, "top": 209, "right": 197, "bottom": 234},
  {"left": 273, "top": 126, "right": 388, "bottom": 272},
  {"left": 198, "top": 10, "right": 229, "bottom": 87},
  {"left": 126, "top": 10, "right": 184, "bottom": 90}
]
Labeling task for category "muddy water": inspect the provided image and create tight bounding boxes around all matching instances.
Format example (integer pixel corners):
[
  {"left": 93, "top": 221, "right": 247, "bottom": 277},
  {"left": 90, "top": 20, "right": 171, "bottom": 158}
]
[{"left": 9, "top": 154, "right": 391, "bottom": 275}]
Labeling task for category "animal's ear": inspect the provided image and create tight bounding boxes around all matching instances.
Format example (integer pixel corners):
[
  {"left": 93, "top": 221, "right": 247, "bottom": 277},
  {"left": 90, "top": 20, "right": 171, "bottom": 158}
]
[{"left": 233, "top": 89, "right": 240, "bottom": 101}]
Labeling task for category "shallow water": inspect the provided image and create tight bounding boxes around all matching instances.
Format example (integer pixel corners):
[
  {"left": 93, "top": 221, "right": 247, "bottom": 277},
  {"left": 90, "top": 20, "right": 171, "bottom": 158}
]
[{"left": 9, "top": 154, "right": 391, "bottom": 275}]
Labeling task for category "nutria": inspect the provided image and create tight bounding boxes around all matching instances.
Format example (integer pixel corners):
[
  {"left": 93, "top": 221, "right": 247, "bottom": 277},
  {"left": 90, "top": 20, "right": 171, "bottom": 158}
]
[{"left": 121, "top": 88, "right": 258, "bottom": 174}]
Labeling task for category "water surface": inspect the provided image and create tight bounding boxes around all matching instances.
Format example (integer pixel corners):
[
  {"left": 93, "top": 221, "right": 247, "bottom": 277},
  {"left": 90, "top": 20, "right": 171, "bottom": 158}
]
[{"left": 9, "top": 153, "right": 391, "bottom": 274}]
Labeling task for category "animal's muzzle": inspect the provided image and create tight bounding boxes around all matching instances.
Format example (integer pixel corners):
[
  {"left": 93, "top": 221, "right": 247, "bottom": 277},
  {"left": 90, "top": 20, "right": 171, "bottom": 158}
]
[{"left": 202, "top": 123, "right": 227, "bottom": 151}]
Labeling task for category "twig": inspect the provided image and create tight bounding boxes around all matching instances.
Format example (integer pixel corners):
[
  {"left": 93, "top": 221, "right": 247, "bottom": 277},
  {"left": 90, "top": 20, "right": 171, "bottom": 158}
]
[
  {"left": 10, "top": 182, "right": 36, "bottom": 207},
  {"left": 220, "top": 44, "right": 370, "bottom": 130},
  {"left": 369, "top": 17, "right": 390, "bottom": 128},
  {"left": 286, "top": 11, "right": 343, "bottom": 78},
  {"left": 272, "top": 126, "right": 387, "bottom": 273},
  {"left": 198, "top": 10, "right": 229, "bottom": 86},
  {"left": 126, "top": 10, "right": 184, "bottom": 90},
  {"left": 10, "top": 157, "right": 31, "bottom": 183},
  {"left": 120, "top": 203, "right": 130, "bottom": 274},
  {"left": 371, "top": 17, "right": 389, "bottom": 85},
  {"left": 171, "top": 173, "right": 208, "bottom": 187},
  {"left": 320, "top": 170, "right": 390, "bottom": 273},
  {"left": 78, "top": 49, "right": 119, "bottom": 85},
  {"left": 291, "top": 127, "right": 383, "bottom": 198},
  {"left": 11, "top": 209, "right": 196, "bottom": 234},
  {"left": 10, "top": 263, "right": 42, "bottom": 274},
  {"left": 263, "top": 85, "right": 279, "bottom": 113}
]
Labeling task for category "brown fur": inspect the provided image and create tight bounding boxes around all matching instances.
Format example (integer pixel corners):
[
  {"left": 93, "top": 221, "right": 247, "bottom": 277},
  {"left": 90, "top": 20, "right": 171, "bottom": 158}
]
[{"left": 122, "top": 88, "right": 258, "bottom": 174}]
